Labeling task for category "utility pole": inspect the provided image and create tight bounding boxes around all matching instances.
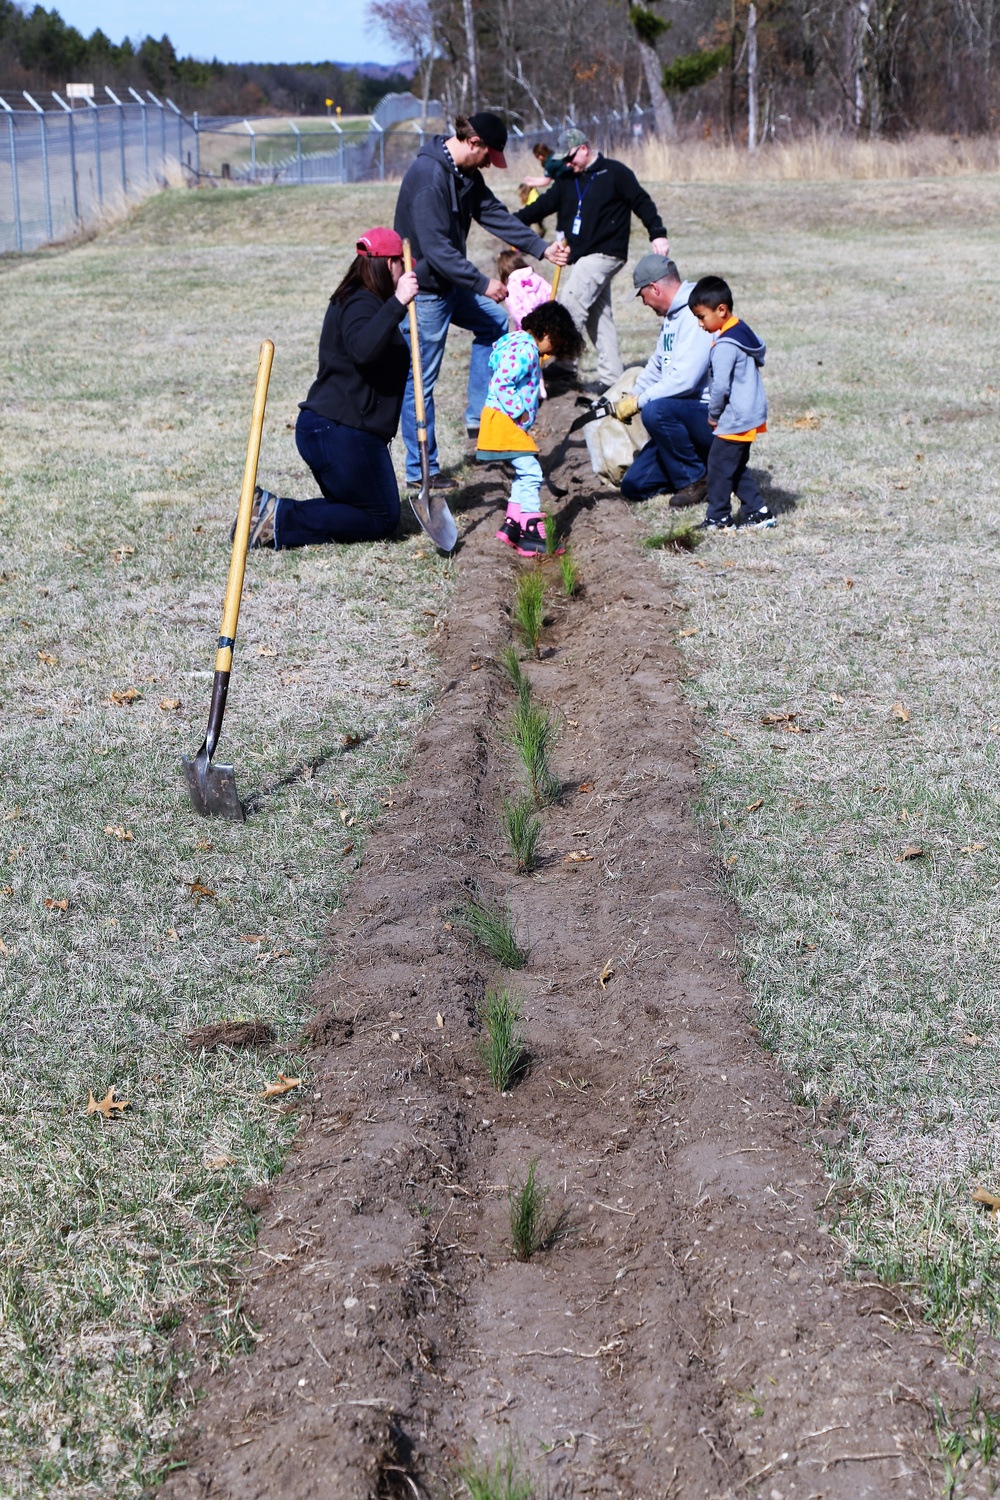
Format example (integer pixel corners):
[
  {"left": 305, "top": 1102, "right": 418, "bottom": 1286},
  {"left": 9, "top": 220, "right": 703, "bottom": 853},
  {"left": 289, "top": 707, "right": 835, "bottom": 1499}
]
[{"left": 462, "top": 0, "right": 479, "bottom": 107}]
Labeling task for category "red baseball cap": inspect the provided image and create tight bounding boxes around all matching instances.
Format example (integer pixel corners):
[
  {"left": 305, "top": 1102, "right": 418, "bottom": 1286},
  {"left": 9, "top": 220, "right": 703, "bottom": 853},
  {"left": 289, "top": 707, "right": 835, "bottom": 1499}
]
[{"left": 356, "top": 227, "right": 404, "bottom": 257}]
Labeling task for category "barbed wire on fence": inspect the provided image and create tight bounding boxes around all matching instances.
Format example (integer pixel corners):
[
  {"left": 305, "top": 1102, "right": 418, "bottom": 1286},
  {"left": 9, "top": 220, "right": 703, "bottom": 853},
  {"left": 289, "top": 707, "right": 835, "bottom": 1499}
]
[{"left": 0, "top": 90, "right": 649, "bottom": 254}]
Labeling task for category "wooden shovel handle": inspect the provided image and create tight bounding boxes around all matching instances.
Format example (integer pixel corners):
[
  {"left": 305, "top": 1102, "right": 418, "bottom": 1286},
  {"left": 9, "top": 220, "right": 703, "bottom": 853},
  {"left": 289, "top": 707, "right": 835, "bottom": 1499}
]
[
  {"left": 402, "top": 240, "right": 427, "bottom": 432},
  {"left": 550, "top": 263, "right": 562, "bottom": 300}
]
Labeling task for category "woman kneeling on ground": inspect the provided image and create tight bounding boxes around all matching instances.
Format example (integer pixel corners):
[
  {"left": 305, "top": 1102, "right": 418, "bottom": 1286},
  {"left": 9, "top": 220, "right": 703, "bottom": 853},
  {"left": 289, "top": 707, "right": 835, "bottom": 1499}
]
[{"left": 241, "top": 227, "right": 418, "bottom": 549}]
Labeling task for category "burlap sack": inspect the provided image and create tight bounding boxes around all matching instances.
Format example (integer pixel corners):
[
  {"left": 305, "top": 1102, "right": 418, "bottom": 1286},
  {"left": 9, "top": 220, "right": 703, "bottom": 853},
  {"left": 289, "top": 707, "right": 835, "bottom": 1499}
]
[{"left": 582, "top": 366, "right": 648, "bottom": 487}]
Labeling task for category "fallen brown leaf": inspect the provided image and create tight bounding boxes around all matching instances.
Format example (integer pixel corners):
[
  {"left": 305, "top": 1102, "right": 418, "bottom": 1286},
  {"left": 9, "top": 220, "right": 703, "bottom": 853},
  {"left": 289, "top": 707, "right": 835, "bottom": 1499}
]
[
  {"left": 338, "top": 809, "right": 355, "bottom": 827},
  {"left": 746, "top": 798, "right": 763, "bottom": 812},
  {"left": 792, "top": 413, "right": 821, "bottom": 429},
  {"left": 677, "top": 627, "right": 699, "bottom": 638},
  {"left": 761, "top": 710, "right": 797, "bottom": 726},
  {"left": 86, "top": 1088, "right": 130, "bottom": 1118},
  {"left": 0, "top": 937, "right": 15, "bottom": 956},
  {"left": 257, "top": 644, "right": 277, "bottom": 657},
  {"left": 898, "top": 844, "right": 924, "bottom": 861},
  {"left": 564, "top": 850, "right": 594, "bottom": 863},
  {"left": 194, "top": 838, "right": 214, "bottom": 852},
  {"left": 108, "top": 687, "right": 142, "bottom": 707},
  {"left": 159, "top": 698, "right": 181, "bottom": 711},
  {"left": 960, "top": 842, "right": 986, "bottom": 854},
  {"left": 341, "top": 842, "right": 355, "bottom": 856},
  {"left": 37, "top": 650, "right": 58, "bottom": 667},
  {"left": 187, "top": 879, "right": 216, "bottom": 900},
  {"left": 260, "top": 1072, "right": 302, "bottom": 1099},
  {"left": 44, "top": 897, "right": 69, "bottom": 911},
  {"left": 963, "top": 1033, "right": 983, "bottom": 1046},
  {"left": 578, "top": 781, "right": 595, "bottom": 793},
  {"left": 390, "top": 678, "right": 411, "bottom": 688},
  {"left": 104, "top": 824, "right": 133, "bottom": 842},
  {"left": 436, "top": 1013, "right": 444, "bottom": 1028},
  {"left": 110, "top": 545, "right": 135, "bottom": 563},
  {"left": 599, "top": 960, "right": 614, "bottom": 989},
  {"left": 240, "top": 933, "right": 263, "bottom": 943},
  {"left": 340, "top": 733, "right": 361, "bottom": 748},
  {"left": 972, "top": 1186, "right": 1000, "bottom": 1213},
  {"left": 892, "top": 702, "right": 911, "bottom": 723},
  {"left": 0, "top": 885, "right": 13, "bottom": 897}
]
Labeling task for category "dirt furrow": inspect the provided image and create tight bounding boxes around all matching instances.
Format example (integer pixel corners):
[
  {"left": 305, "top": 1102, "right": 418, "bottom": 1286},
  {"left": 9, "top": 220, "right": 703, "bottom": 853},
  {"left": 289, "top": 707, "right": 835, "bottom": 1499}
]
[{"left": 165, "top": 408, "right": 993, "bottom": 1500}]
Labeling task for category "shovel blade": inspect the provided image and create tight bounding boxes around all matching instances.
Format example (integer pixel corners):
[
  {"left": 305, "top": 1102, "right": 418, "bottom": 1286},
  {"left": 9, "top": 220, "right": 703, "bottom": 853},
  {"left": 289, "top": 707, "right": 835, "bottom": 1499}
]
[
  {"left": 182, "top": 746, "right": 246, "bottom": 822},
  {"left": 408, "top": 484, "right": 458, "bottom": 553}
]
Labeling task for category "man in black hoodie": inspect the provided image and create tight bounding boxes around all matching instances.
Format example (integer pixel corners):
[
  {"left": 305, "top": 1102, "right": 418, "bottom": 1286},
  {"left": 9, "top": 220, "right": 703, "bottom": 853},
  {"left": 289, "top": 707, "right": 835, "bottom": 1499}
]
[
  {"left": 394, "top": 111, "right": 569, "bottom": 489},
  {"left": 514, "top": 128, "right": 669, "bottom": 390}
]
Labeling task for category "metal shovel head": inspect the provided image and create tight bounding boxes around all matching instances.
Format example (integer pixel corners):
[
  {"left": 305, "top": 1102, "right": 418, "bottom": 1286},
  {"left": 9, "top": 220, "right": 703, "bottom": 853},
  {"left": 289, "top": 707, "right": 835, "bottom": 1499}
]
[
  {"left": 182, "top": 744, "right": 246, "bottom": 822},
  {"left": 408, "top": 483, "right": 458, "bottom": 553}
]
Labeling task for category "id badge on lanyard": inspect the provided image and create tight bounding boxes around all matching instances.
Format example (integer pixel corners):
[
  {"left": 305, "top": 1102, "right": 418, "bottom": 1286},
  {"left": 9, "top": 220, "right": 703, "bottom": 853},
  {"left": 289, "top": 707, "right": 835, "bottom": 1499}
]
[{"left": 571, "top": 212, "right": 582, "bottom": 236}]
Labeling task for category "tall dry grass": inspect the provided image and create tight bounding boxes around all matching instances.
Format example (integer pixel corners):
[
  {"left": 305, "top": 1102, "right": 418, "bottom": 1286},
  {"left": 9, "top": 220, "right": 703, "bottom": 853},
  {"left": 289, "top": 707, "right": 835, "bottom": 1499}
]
[{"left": 510, "top": 130, "right": 1000, "bottom": 184}]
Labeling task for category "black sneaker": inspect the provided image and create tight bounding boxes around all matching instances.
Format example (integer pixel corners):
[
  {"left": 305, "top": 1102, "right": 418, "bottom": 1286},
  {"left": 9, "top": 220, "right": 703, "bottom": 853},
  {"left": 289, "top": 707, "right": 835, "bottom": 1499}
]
[
  {"left": 466, "top": 425, "right": 480, "bottom": 441},
  {"left": 735, "top": 506, "right": 776, "bottom": 530},
  {"left": 698, "top": 515, "right": 736, "bottom": 531},
  {"left": 496, "top": 517, "right": 521, "bottom": 549}
]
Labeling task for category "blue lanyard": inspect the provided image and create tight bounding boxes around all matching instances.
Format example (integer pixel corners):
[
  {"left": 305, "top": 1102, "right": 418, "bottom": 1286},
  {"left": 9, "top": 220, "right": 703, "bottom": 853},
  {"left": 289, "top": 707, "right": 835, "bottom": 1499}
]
[{"left": 572, "top": 172, "right": 595, "bottom": 236}]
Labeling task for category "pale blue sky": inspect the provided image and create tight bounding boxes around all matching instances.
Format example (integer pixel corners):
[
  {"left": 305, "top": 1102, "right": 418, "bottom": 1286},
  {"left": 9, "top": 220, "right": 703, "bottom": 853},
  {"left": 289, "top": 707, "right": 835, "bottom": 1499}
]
[{"left": 50, "top": 0, "right": 399, "bottom": 65}]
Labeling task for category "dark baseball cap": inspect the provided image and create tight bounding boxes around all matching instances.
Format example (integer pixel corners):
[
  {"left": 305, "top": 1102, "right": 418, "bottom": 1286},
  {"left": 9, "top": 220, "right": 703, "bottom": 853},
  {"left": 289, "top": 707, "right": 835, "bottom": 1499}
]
[
  {"left": 630, "top": 252, "right": 678, "bottom": 298},
  {"left": 468, "top": 111, "right": 508, "bottom": 168}
]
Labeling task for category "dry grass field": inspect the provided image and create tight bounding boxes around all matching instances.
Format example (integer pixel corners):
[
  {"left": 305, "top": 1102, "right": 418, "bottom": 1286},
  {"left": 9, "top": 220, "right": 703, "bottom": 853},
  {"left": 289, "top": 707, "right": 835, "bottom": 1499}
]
[{"left": 1, "top": 163, "right": 998, "bottom": 1494}]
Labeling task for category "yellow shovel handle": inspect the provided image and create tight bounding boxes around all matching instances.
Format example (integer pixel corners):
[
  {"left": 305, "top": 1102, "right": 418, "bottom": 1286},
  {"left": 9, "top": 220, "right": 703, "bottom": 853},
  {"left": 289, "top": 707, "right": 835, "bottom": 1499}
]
[{"left": 216, "top": 338, "right": 274, "bottom": 673}]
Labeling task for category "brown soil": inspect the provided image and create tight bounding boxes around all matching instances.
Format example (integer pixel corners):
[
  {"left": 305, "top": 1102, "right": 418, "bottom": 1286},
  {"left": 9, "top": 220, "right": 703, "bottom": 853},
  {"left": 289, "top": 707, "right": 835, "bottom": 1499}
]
[{"left": 164, "top": 393, "right": 994, "bottom": 1500}]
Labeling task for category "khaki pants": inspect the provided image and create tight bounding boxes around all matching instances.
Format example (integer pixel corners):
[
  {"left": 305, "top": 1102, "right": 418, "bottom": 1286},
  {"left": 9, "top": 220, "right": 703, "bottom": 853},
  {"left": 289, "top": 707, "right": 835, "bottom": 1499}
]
[{"left": 560, "top": 252, "right": 626, "bottom": 388}]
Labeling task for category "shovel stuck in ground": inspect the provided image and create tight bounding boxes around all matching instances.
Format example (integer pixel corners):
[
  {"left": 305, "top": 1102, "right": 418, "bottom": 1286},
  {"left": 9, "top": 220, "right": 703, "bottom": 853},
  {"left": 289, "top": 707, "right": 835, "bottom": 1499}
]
[
  {"left": 402, "top": 239, "right": 458, "bottom": 553},
  {"left": 182, "top": 338, "right": 274, "bottom": 822}
]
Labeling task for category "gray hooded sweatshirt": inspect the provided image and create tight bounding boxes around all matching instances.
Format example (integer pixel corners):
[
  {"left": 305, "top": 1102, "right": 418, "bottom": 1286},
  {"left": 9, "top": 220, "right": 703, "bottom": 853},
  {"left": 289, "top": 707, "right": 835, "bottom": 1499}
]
[
  {"left": 708, "top": 318, "right": 768, "bottom": 436},
  {"left": 633, "top": 280, "right": 713, "bottom": 409}
]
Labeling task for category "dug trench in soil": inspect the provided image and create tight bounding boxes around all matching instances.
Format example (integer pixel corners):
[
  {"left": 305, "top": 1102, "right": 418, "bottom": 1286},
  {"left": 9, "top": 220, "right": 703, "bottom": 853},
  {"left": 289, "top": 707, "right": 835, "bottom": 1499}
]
[{"left": 165, "top": 392, "right": 997, "bottom": 1500}]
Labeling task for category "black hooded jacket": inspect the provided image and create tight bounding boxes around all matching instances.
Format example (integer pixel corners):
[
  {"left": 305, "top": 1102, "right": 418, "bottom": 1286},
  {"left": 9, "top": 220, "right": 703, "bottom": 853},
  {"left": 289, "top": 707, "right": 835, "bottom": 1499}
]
[
  {"left": 300, "top": 288, "right": 410, "bottom": 441},
  {"left": 514, "top": 153, "right": 666, "bottom": 263},
  {"left": 394, "top": 136, "right": 548, "bottom": 295}
]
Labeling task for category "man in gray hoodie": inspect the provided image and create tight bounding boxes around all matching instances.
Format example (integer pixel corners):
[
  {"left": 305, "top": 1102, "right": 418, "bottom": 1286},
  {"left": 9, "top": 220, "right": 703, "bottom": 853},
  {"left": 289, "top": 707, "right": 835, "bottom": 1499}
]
[
  {"left": 616, "top": 255, "right": 714, "bottom": 508},
  {"left": 394, "top": 112, "right": 568, "bottom": 489}
]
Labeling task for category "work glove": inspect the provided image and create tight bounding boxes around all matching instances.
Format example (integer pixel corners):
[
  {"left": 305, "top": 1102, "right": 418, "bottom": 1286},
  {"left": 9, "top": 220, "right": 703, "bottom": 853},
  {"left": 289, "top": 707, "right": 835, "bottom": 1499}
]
[{"left": 614, "top": 394, "right": 640, "bottom": 424}]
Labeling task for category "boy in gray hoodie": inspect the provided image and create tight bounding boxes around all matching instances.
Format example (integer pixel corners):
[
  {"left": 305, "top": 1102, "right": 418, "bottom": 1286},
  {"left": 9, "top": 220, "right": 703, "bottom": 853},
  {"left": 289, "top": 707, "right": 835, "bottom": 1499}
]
[{"left": 688, "top": 276, "right": 774, "bottom": 530}]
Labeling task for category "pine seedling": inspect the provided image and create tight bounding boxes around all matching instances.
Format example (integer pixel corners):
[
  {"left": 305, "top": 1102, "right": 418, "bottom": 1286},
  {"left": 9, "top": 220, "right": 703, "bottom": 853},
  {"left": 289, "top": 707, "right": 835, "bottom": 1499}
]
[
  {"left": 478, "top": 985, "right": 526, "bottom": 1091},
  {"left": 498, "top": 644, "right": 524, "bottom": 692},
  {"left": 500, "top": 796, "right": 541, "bottom": 874},
  {"left": 509, "top": 1157, "right": 547, "bottom": 1261},
  {"left": 457, "top": 1447, "right": 534, "bottom": 1500},
  {"left": 507, "top": 699, "right": 559, "bottom": 807},
  {"left": 453, "top": 889, "right": 528, "bottom": 969},
  {"left": 542, "top": 507, "right": 559, "bottom": 557},
  {"left": 511, "top": 569, "right": 546, "bottom": 657},
  {"left": 558, "top": 550, "right": 579, "bottom": 596}
]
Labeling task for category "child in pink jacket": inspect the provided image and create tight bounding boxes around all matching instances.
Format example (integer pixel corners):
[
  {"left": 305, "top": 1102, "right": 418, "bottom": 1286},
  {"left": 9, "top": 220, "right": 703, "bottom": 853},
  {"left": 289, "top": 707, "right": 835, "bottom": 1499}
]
[{"left": 498, "top": 249, "right": 552, "bottom": 331}]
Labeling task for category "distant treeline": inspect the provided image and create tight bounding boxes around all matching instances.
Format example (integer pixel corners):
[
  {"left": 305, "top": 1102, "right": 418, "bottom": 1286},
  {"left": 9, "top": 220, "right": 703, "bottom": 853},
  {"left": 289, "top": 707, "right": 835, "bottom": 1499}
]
[{"left": 0, "top": 1, "right": 412, "bottom": 113}]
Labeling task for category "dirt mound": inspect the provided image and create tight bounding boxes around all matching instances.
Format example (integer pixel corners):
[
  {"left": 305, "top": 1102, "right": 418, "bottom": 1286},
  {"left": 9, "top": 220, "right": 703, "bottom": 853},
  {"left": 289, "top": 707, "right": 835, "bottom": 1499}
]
[{"left": 164, "top": 397, "right": 993, "bottom": 1499}]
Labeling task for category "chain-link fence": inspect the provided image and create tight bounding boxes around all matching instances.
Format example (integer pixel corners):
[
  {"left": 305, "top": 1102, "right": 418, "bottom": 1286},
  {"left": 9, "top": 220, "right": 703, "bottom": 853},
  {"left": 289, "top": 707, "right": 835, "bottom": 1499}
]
[{"left": 0, "top": 90, "right": 651, "bottom": 254}]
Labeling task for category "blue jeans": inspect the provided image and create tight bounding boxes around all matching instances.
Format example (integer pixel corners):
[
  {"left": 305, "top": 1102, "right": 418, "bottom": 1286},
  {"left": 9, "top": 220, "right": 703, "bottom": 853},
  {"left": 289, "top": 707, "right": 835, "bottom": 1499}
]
[
  {"left": 509, "top": 453, "right": 543, "bottom": 517},
  {"left": 620, "top": 397, "right": 713, "bottom": 500},
  {"left": 273, "top": 408, "right": 401, "bottom": 548},
  {"left": 401, "top": 289, "right": 507, "bottom": 482}
]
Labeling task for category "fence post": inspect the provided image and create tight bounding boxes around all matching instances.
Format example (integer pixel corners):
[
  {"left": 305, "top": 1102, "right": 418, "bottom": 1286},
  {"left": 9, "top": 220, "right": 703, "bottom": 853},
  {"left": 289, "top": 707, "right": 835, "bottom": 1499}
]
[
  {"left": 243, "top": 120, "right": 256, "bottom": 178},
  {"left": 330, "top": 118, "right": 344, "bottom": 183},
  {"left": 147, "top": 91, "right": 167, "bottom": 175},
  {"left": 105, "top": 87, "right": 127, "bottom": 192},
  {"left": 128, "top": 87, "right": 149, "bottom": 178},
  {"left": 0, "top": 97, "right": 23, "bottom": 251},
  {"left": 371, "top": 116, "right": 384, "bottom": 180},
  {"left": 165, "top": 97, "right": 183, "bottom": 165},
  {"left": 52, "top": 92, "right": 81, "bottom": 225},
  {"left": 193, "top": 111, "right": 200, "bottom": 179},
  {"left": 22, "top": 93, "right": 53, "bottom": 241},
  {"left": 290, "top": 121, "right": 302, "bottom": 182},
  {"left": 86, "top": 95, "right": 103, "bottom": 203}
]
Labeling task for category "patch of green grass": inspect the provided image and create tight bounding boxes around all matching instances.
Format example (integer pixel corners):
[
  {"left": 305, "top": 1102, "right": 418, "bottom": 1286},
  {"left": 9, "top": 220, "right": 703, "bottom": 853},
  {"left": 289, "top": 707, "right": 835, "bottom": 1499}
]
[
  {"left": 478, "top": 985, "right": 527, "bottom": 1092},
  {"left": 506, "top": 699, "right": 560, "bottom": 807},
  {"left": 632, "top": 173, "right": 1000, "bottom": 1341},
  {"left": 453, "top": 889, "right": 528, "bottom": 969},
  {"left": 457, "top": 1446, "right": 534, "bottom": 1500},
  {"left": 934, "top": 1387, "right": 1000, "bottom": 1497},
  {"left": 500, "top": 797, "right": 541, "bottom": 874},
  {"left": 643, "top": 519, "right": 703, "bottom": 552},
  {"left": 558, "top": 550, "right": 580, "bottom": 595},
  {"left": 0, "top": 181, "right": 459, "bottom": 1497},
  {"left": 511, "top": 569, "right": 546, "bottom": 658},
  {"left": 508, "top": 1158, "right": 549, "bottom": 1262}
]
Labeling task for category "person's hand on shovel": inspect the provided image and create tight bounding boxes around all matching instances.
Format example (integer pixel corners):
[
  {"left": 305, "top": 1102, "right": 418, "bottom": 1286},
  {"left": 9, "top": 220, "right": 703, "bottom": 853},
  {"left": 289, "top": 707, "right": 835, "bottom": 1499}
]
[
  {"left": 394, "top": 268, "right": 419, "bottom": 305},
  {"left": 544, "top": 239, "right": 571, "bottom": 266}
]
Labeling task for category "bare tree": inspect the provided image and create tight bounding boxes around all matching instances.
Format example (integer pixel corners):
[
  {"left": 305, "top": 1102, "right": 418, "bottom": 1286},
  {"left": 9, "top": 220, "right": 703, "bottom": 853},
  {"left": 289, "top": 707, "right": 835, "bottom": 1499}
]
[{"left": 368, "top": 0, "right": 440, "bottom": 119}]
